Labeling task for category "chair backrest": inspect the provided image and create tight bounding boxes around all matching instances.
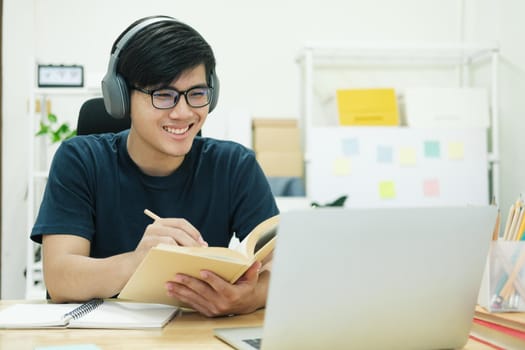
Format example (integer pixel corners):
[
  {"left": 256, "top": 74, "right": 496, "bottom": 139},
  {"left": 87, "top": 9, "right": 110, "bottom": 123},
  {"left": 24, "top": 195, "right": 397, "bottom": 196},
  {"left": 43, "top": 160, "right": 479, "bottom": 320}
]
[{"left": 77, "top": 97, "right": 131, "bottom": 135}]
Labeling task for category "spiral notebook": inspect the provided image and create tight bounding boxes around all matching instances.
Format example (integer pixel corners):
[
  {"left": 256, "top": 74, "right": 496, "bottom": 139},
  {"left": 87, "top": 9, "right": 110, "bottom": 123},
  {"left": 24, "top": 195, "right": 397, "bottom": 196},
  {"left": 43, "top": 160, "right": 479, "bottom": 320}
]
[{"left": 0, "top": 299, "right": 178, "bottom": 329}]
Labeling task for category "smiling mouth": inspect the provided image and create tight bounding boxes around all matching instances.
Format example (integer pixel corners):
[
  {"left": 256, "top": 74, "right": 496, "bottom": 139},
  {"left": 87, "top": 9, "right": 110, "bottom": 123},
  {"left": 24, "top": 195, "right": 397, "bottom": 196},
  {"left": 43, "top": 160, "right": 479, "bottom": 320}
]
[{"left": 163, "top": 124, "right": 192, "bottom": 135}]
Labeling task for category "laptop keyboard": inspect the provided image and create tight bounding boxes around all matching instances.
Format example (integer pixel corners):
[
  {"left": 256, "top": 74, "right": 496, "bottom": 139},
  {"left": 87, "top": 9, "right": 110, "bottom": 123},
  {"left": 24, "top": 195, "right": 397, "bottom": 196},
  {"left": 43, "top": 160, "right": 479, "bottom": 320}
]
[{"left": 243, "top": 338, "right": 262, "bottom": 349}]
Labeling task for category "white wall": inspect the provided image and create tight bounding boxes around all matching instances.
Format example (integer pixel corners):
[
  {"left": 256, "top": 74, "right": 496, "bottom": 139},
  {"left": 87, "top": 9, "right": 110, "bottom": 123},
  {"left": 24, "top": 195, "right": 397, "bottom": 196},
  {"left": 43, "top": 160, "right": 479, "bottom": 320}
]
[
  {"left": 3, "top": 0, "right": 524, "bottom": 298},
  {"left": 2, "top": 0, "right": 35, "bottom": 298},
  {"left": 461, "top": 0, "right": 525, "bottom": 219},
  {"left": 484, "top": 1, "right": 525, "bottom": 218}
]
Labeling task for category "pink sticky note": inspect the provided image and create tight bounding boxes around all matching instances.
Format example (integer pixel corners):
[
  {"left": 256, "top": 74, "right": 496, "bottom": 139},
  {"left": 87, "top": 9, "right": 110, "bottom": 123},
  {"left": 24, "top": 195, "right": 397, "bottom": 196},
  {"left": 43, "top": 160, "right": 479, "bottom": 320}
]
[{"left": 423, "top": 179, "right": 440, "bottom": 197}]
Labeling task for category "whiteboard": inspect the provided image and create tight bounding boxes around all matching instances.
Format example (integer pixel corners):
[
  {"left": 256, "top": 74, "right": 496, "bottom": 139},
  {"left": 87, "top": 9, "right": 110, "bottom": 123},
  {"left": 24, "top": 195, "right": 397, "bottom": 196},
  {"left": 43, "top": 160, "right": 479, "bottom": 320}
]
[{"left": 306, "top": 127, "right": 488, "bottom": 208}]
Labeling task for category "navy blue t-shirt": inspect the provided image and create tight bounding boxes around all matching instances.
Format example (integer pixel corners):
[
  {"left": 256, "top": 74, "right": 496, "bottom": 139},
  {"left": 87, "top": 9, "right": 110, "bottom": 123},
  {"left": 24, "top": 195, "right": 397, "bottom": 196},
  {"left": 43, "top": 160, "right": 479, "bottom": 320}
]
[{"left": 31, "top": 131, "right": 279, "bottom": 258}]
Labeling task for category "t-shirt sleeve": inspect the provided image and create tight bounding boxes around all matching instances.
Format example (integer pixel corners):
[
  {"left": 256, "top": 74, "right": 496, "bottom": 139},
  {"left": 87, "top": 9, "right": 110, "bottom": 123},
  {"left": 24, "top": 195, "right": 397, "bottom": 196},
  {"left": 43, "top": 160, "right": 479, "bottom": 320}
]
[
  {"left": 229, "top": 148, "right": 279, "bottom": 241},
  {"left": 31, "top": 140, "right": 96, "bottom": 243}
]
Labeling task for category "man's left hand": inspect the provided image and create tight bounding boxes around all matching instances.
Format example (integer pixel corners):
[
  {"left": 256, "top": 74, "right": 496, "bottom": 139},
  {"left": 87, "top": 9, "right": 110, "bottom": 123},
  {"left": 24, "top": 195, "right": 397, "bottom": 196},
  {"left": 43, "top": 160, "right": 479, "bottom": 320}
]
[{"left": 165, "top": 260, "right": 267, "bottom": 317}]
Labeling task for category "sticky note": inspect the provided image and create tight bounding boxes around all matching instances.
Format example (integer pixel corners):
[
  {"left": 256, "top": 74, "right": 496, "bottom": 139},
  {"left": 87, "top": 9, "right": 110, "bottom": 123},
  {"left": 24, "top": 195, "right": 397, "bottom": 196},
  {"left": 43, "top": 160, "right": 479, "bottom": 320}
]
[
  {"left": 377, "top": 145, "right": 393, "bottom": 163},
  {"left": 341, "top": 138, "right": 359, "bottom": 156},
  {"left": 332, "top": 157, "right": 351, "bottom": 176},
  {"left": 424, "top": 140, "right": 440, "bottom": 158},
  {"left": 399, "top": 147, "right": 417, "bottom": 166},
  {"left": 379, "top": 181, "right": 396, "bottom": 199},
  {"left": 423, "top": 179, "right": 440, "bottom": 197},
  {"left": 448, "top": 142, "right": 464, "bottom": 160}
]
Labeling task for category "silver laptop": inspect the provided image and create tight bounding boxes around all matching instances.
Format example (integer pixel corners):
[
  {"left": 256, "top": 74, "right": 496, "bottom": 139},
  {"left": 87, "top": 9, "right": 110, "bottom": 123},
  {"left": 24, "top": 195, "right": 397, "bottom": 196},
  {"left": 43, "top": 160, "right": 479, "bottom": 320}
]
[{"left": 215, "top": 206, "right": 497, "bottom": 350}]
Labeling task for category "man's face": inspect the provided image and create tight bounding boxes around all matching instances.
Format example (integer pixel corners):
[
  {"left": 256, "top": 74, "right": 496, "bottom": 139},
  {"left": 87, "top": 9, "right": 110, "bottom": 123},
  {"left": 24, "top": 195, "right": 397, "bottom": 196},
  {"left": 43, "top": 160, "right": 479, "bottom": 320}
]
[{"left": 128, "top": 64, "right": 210, "bottom": 171}]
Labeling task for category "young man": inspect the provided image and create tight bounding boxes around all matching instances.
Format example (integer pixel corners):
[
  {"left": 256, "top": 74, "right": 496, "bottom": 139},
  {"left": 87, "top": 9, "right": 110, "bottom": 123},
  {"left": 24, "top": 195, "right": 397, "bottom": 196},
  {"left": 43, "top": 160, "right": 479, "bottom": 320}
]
[{"left": 31, "top": 16, "right": 279, "bottom": 317}]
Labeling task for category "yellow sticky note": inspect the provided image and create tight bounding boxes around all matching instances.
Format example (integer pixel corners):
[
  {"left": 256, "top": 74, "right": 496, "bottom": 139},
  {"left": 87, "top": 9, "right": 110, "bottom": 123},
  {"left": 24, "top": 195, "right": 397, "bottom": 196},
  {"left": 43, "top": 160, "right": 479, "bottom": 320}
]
[
  {"left": 379, "top": 181, "right": 396, "bottom": 199},
  {"left": 333, "top": 157, "right": 351, "bottom": 176},
  {"left": 399, "top": 147, "right": 417, "bottom": 165},
  {"left": 448, "top": 142, "right": 464, "bottom": 160}
]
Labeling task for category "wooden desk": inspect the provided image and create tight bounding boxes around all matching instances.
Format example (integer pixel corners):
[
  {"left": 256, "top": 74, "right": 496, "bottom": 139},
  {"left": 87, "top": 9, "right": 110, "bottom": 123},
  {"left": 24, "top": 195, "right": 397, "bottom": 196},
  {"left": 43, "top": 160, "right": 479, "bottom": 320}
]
[
  {"left": 0, "top": 300, "right": 263, "bottom": 350},
  {"left": 0, "top": 301, "right": 502, "bottom": 350}
]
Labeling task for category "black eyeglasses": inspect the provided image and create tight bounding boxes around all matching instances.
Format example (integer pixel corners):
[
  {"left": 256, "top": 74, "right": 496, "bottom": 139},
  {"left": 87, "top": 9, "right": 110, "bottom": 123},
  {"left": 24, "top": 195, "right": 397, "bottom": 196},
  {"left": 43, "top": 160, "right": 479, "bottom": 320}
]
[{"left": 133, "top": 86, "right": 213, "bottom": 109}]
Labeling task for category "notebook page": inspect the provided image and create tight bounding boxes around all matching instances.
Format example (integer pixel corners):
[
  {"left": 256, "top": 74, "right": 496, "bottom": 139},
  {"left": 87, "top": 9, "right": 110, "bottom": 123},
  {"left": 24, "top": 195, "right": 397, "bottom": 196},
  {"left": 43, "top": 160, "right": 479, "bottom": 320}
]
[
  {"left": 0, "top": 303, "right": 81, "bottom": 328},
  {"left": 67, "top": 301, "right": 178, "bottom": 329}
]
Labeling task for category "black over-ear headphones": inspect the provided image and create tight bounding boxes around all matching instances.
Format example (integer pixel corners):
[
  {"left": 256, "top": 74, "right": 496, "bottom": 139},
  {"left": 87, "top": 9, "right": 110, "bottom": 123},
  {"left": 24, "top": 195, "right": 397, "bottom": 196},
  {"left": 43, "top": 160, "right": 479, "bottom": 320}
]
[{"left": 101, "top": 17, "right": 220, "bottom": 119}]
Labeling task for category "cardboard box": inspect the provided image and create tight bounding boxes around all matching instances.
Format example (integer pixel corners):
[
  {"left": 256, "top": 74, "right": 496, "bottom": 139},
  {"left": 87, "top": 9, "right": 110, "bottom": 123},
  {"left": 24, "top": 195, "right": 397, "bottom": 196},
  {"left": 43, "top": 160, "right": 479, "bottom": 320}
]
[
  {"left": 336, "top": 88, "right": 399, "bottom": 126},
  {"left": 256, "top": 151, "right": 303, "bottom": 177},
  {"left": 252, "top": 118, "right": 301, "bottom": 153}
]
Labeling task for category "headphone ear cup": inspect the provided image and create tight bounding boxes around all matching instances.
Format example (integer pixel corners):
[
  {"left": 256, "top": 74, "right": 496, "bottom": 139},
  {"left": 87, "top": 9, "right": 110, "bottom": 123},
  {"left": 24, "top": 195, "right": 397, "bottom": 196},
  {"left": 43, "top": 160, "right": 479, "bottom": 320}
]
[
  {"left": 115, "top": 75, "right": 130, "bottom": 119},
  {"left": 102, "top": 17, "right": 175, "bottom": 120},
  {"left": 208, "top": 71, "right": 220, "bottom": 113},
  {"left": 101, "top": 70, "right": 129, "bottom": 119}
]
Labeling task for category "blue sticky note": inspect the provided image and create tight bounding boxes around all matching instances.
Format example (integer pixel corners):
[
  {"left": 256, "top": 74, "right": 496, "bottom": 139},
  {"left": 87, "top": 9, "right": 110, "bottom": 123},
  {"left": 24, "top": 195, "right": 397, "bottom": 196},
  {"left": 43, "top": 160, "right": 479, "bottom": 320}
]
[
  {"left": 424, "top": 140, "right": 440, "bottom": 158},
  {"left": 377, "top": 145, "right": 393, "bottom": 163},
  {"left": 341, "top": 138, "right": 359, "bottom": 156}
]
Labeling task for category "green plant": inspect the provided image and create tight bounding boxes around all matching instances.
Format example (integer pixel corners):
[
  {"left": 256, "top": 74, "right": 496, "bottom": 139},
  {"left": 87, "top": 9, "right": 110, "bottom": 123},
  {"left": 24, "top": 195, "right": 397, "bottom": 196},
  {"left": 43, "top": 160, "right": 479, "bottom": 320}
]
[
  {"left": 311, "top": 195, "right": 348, "bottom": 208},
  {"left": 35, "top": 113, "right": 76, "bottom": 143}
]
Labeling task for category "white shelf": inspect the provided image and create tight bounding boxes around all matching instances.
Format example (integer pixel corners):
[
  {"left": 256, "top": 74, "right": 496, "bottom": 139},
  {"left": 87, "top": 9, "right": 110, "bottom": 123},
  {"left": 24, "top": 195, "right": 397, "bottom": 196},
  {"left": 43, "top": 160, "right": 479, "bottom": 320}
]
[
  {"left": 34, "top": 86, "right": 101, "bottom": 96},
  {"left": 297, "top": 41, "right": 500, "bottom": 204},
  {"left": 33, "top": 171, "right": 49, "bottom": 179},
  {"left": 25, "top": 85, "right": 102, "bottom": 299},
  {"left": 297, "top": 41, "right": 498, "bottom": 64}
]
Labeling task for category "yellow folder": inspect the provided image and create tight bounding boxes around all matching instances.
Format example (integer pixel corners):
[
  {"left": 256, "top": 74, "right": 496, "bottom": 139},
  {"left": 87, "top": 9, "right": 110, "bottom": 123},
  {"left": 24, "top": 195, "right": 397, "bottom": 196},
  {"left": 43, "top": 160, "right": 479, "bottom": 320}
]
[{"left": 336, "top": 88, "right": 399, "bottom": 126}]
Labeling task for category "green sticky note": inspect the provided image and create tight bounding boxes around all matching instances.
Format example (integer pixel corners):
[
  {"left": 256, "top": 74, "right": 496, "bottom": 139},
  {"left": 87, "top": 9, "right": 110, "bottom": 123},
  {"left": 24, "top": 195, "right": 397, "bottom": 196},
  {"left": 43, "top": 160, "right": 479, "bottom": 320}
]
[
  {"left": 424, "top": 140, "right": 440, "bottom": 158},
  {"left": 379, "top": 181, "right": 396, "bottom": 199}
]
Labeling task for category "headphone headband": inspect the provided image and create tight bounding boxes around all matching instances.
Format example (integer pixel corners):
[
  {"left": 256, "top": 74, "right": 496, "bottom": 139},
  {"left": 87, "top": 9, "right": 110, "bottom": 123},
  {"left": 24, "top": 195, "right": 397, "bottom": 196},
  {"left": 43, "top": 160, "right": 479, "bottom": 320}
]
[
  {"left": 101, "top": 17, "right": 219, "bottom": 119},
  {"left": 112, "top": 17, "right": 172, "bottom": 62}
]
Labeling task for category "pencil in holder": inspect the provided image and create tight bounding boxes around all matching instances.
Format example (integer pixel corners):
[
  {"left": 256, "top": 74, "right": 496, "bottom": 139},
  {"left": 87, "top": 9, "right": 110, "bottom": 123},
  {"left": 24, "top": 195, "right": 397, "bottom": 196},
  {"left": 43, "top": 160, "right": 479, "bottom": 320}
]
[{"left": 478, "top": 241, "right": 525, "bottom": 312}]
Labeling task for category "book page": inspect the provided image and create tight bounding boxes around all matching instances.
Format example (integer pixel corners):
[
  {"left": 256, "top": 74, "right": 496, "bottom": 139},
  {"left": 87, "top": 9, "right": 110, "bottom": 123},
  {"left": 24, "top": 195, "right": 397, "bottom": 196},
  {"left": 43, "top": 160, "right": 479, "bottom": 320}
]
[{"left": 235, "top": 215, "right": 280, "bottom": 257}]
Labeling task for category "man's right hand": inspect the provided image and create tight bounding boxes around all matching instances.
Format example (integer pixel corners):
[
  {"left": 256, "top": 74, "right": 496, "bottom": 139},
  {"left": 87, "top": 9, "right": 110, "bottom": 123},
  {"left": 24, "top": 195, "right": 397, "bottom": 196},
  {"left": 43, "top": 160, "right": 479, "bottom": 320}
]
[{"left": 134, "top": 216, "right": 208, "bottom": 262}]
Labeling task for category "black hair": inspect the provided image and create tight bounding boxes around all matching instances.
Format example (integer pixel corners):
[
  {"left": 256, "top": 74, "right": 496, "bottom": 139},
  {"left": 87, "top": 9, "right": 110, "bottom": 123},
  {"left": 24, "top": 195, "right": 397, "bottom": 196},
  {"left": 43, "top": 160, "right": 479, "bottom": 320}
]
[{"left": 114, "top": 16, "right": 216, "bottom": 89}]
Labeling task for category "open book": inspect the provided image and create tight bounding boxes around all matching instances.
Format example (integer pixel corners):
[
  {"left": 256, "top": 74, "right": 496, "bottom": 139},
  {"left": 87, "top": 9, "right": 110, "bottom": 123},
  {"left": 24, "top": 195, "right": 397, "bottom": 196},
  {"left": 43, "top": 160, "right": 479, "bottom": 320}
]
[
  {"left": 0, "top": 299, "right": 178, "bottom": 329},
  {"left": 119, "top": 215, "right": 279, "bottom": 307}
]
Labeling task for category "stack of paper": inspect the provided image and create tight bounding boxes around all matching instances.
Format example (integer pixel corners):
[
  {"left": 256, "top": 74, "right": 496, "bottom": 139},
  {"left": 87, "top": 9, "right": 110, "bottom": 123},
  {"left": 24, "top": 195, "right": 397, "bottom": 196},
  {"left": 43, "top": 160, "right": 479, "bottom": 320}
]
[{"left": 404, "top": 87, "right": 489, "bottom": 128}]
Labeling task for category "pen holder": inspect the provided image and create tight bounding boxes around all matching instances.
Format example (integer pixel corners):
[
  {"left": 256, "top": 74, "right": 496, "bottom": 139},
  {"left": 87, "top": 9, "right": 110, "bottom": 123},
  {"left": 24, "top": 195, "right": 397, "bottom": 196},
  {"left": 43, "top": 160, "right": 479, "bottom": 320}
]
[{"left": 478, "top": 241, "right": 525, "bottom": 312}]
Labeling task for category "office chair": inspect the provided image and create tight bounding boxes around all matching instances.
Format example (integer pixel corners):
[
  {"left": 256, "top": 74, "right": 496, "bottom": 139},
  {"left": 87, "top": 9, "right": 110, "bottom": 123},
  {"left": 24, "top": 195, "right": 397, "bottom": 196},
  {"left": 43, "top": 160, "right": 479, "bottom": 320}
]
[
  {"left": 77, "top": 97, "right": 202, "bottom": 136},
  {"left": 77, "top": 97, "right": 131, "bottom": 135}
]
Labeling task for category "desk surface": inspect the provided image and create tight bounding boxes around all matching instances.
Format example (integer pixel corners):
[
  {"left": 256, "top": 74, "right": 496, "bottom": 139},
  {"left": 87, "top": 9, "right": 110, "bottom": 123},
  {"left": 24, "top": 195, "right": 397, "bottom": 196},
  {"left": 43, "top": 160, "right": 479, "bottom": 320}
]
[{"left": 0, "top": 301, "right": 499, "bottom": 350}]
